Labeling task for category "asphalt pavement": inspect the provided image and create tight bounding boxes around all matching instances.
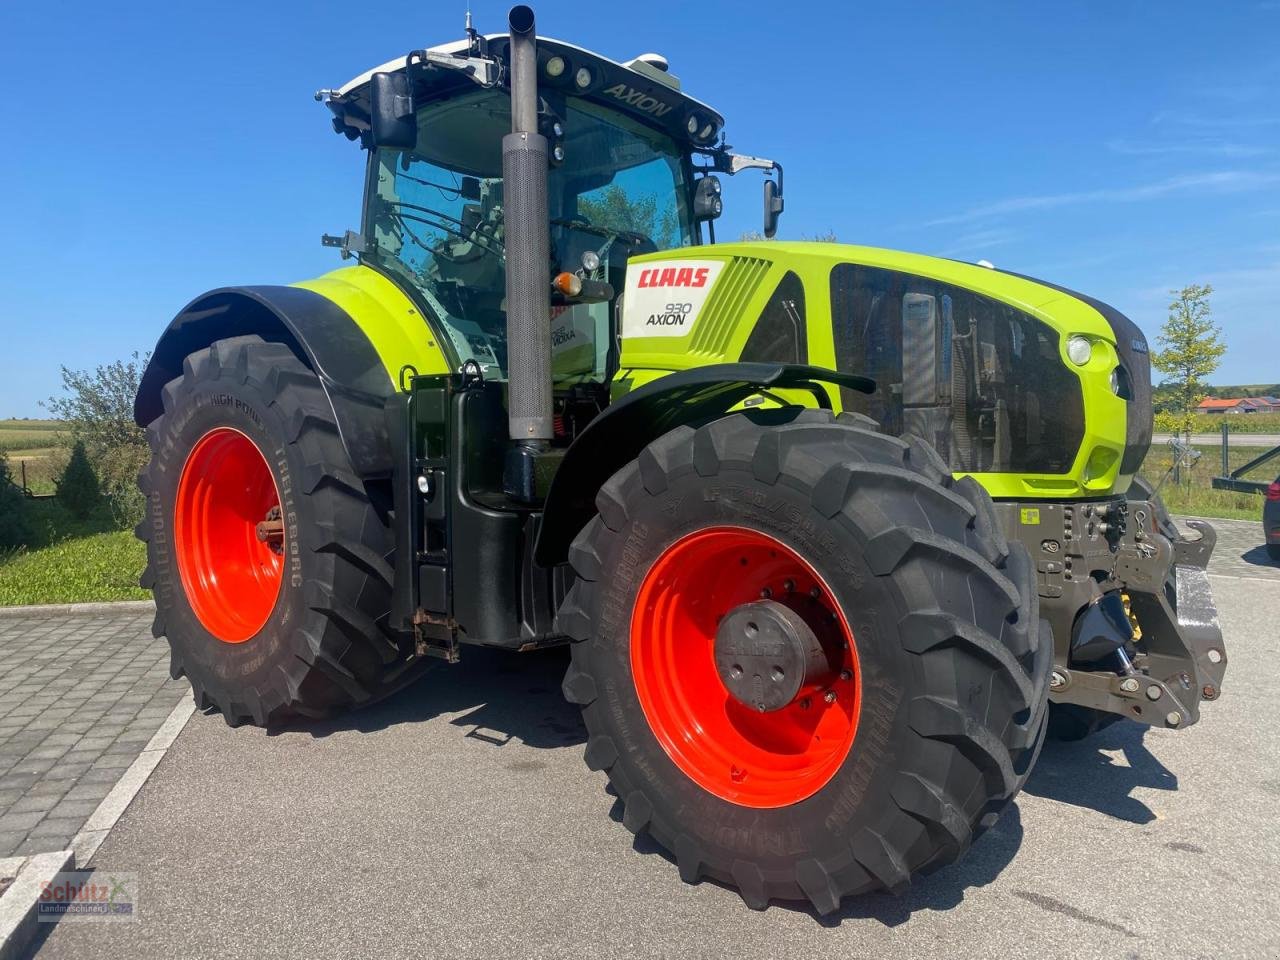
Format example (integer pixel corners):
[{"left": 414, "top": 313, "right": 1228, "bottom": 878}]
[{"left": 24, "top": 525, "right": 1280, "bottom": 960}]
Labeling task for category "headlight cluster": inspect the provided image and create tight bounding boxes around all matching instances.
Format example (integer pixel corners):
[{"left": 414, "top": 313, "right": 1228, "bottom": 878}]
[{"left": 543, "top": 55, "right": 594, "bottom": 90}]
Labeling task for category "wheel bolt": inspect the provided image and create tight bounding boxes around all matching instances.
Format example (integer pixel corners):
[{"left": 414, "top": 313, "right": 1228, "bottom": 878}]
[
  {"left": 759, "top": 587, "right": 772, "bottom": 599},
  {"left": 799, "top": 697, "right": 811, "bottom": 710},
  {"left": 783, "top": 579, "right": 795, "bottom": 593},
  {"left": 839, "top": 670, "right": 852, "bottom": 682},
  {"left": 1145, "top": 684, "right": 1162, "bottom": 701},
  {"left": 809, "top": 587, "right": 821, "bottom": 599},
  {"left": 823, "top": 690, "right": 837, "bottom": 704}
]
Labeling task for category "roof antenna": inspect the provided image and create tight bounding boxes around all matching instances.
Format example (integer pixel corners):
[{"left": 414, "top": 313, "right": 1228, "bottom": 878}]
[{"left": 465, "top": 4, "right": 477, "bottom": 44}]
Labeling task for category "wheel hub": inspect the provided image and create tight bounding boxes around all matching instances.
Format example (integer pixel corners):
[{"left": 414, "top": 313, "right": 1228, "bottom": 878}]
[{"left": 714, "top": 600, "right": 832, "bottom": 712}]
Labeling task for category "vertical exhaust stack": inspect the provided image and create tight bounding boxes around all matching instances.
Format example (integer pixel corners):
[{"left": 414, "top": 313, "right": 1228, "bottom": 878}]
[{"left": 502, "top": 4, "right": 553, "bottom": 501}]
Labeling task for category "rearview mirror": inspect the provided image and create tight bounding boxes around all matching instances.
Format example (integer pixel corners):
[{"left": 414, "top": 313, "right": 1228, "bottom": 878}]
[
  {"left": 763, "top": 177, "right": 784, "bottom": 239},
  {"left": 370, "top": 72, "right": 417, "bottom": 149}
]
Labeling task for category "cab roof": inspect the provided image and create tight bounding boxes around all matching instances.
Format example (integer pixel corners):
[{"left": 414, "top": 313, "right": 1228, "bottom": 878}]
[{"left": 325, "top": 33, "right": 725, "bottom": 150}]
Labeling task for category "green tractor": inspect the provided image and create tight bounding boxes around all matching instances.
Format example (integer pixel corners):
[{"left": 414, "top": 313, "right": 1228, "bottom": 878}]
[{"left": 134, "top": 6, "right": 1227, "bottom": 912}]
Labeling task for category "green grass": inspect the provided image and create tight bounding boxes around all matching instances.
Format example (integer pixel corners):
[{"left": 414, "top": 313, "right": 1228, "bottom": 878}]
[
  {"left": 1138, "top": 443, "right": 1273, "bottom": 521},
  {"left": 0, "top": 500, "right": 147, "bottom": 605}
]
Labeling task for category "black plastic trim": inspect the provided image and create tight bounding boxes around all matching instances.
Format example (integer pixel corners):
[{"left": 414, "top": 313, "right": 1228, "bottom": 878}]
[{"left": 534, "top": 363, "right": 874, "bottom": 566}]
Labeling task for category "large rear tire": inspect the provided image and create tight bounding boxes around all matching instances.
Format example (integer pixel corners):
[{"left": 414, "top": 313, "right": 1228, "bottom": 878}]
[
  {"left": 137, "top": 335, "right": 426, "bottom": 725},
  {"left": 558, "top": 409, "right": 1052, "bottom": 913}
]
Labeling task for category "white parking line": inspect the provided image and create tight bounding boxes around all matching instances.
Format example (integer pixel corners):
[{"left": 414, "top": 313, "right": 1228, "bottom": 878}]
[{"left": 71, "top": 692, "right": 196, "bottom": 866}]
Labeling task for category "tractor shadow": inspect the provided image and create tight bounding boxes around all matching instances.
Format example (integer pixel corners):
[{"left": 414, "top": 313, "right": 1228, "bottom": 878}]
[
  {"left": 1021, "top": 721, "right": 1176, "bottom": 825},
  {"left": 1241, "top": 544, "right": 1280, "bottom": 569},
  {"left": 261, "top": 644, "right": 586, "bottom": 750},
  {"left": 611, "top": 787, "right": 1028, "bottom": 927}
]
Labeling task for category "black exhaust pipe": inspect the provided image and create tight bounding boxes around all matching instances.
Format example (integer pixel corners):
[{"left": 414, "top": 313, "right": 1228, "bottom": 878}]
[{"left": 502, "top": 4, "right": 552, "bottom": 501}]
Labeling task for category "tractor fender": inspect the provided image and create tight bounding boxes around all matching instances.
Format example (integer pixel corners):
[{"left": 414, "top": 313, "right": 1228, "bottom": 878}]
[
  {"left": 134, "top": 285, "right": 397, "bottom": 477},
  {"left": 534, "top": 363, "right": 874, "bottom": 567}
]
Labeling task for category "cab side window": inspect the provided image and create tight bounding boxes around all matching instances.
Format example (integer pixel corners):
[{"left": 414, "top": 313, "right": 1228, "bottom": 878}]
[{"left": 741, "top": 271, "right": 807, "bottom": 364}]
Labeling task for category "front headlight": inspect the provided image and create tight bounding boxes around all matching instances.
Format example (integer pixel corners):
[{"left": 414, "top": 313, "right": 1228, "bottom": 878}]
[{"left": 1066, "top": 335, "right": 1093, "bottom": 366}]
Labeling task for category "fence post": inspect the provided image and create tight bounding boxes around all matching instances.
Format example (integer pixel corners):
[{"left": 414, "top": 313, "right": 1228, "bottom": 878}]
[
  {"left": 20, "top": 459, "right": 27, "bottom": 494},
  {"left": 1221, "top": 419, "right": 1229, "bottom": 478}
]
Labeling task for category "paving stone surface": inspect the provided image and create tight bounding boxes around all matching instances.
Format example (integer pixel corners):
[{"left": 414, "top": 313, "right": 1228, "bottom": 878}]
[
  {"left": 0, "top": 611, "right": 189, "bottom": 856},
  {"left": 1189, "top": 516, "right": 1279, "bottom": 581}
]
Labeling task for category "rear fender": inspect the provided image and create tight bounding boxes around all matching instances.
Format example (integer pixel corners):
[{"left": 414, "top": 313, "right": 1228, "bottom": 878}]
[{"left": 135, "top": 285, "right": 397, "bottom": 477}]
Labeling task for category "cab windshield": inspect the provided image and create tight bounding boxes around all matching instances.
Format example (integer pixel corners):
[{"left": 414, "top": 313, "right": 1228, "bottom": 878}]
[{"left": 363, "top": 88, "right": 693, "bottom": 381}]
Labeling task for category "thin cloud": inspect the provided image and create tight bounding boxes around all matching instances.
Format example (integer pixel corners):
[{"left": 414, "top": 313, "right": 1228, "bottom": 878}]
[
  {"left": 938, "top": 227, "right": 1020, "bottom": 258},
  {"left": 1151, "top": 110, "right": 1280, "bottom": 130},
  {"left": 923, "top": 170, "right": 1280, "bottom": 228},
  {"left": 1107, "top": 138, "right": 1268, "bottom": 158}
]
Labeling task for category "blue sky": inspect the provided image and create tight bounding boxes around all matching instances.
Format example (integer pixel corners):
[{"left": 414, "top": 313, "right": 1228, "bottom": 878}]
[{"left": 1, "top": 1, "right": 1277, "bottom": 416}]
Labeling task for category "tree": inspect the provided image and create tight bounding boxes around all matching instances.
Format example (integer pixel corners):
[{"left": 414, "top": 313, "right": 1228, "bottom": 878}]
[
  {"left": 578, "top": 186, "right": 679, "bottom": 249},
  {"left": 43, "top": 352, "right": 150, "bottom": 528},
  {"left": 56, "top": 441, "right": 102, "bottom": 519},
  {"left": 739, "top": 230, "right": 839, "bottom": 242},
  {"left": 1151, "top": 284, "right": 1226, "bottom": 443},
  {"left": 0, "top": 454, "right": 32, "bottom": 551}
]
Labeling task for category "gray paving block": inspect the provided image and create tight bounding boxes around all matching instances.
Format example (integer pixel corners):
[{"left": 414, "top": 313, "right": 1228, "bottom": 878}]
[
  {"left": 23, "top": 777, "right": 71, "bottom": 798},
  {"left": 42, "top": 760, "right": 94, "bottom": 783},
  {"left": 22, "top": 744, "right": 72, "bottom": 762},
  {"left": 6, "top": 795, "right": 58, "bottom": 816},
  {"left": 61, "top": 783, "right": 112, "bottom": 803},
  {"left": 0, "top": 831, "right": 25, "bottom": 857},
  {"left": 50, "top": 799, "right": 100, "bottom": 821},
  {"left": 76, "top": 766, "right": 126, "bottom": 786},
  {"left": 0, "top": 811, "right": 45, "bottom": 832},
  {"left": 88, "top": 755, "right": 133, "bottom": 772}
]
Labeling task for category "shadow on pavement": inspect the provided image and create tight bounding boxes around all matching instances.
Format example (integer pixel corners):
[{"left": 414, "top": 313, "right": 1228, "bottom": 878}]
[
  {"left": 611, "top": 788, "right": 1026, "bottom": 927},
  {"left": 248, "top": 650, "right": 1174, "bottom": 926},
  {"left": 1022, "top": 720, "right": 1176, "bottom": 824},
  {"left": 262, "top": 644, "right": 586, "bottom": 749},
  {"left": 1241, "top": 544, "right": 1279, "bottom": 569}
]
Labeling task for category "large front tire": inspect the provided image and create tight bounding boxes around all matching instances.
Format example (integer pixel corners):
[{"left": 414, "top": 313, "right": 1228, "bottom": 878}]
[
  {"left": 558, "top": 410, "right": 1052, "bottom": 913},
  {"left": 137, "top": 335, "right": 426, "bottom": 726}
]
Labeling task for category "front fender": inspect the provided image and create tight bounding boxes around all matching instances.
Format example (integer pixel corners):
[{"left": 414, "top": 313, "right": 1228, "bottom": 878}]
[
  {"left": 534, "top": 363, "right": 874, "bottom": 566},
  {"left": 135, "top": 285, "right": 397, "bottom": 477}
]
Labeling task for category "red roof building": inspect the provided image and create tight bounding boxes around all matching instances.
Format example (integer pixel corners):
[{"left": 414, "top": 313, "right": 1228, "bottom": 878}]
[{"left": 1197, "top": 396, "right": 1280, "bottom": 414}]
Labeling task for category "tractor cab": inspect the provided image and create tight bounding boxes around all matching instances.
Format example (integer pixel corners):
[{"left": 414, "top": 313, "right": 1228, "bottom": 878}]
[{"left": 319, "top": 29, "right": 778, "bottom": 387}]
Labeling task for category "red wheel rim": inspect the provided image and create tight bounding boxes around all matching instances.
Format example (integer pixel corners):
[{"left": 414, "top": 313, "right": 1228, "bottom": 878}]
[
  {"left": 174, "top": 428, "right": 285, "bottom": 644},
  {"left": 630, "top": 526, "right": 860, "bottom": 808}
]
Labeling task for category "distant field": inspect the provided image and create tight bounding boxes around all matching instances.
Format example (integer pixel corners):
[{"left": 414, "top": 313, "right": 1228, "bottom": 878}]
[
  {"left": 1188, "top": 412, "right": 1280, "bottom": 434},
  {"left": 0, "top": 420, "right": 67, "bottom": 494},
  {"left": 1139, "top": 443, "right": 1273, "bottom": 521}
]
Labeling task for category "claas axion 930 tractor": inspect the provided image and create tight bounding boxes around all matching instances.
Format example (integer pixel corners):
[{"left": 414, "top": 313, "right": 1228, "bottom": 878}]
[{"left": 134, "top": 6, "right": 1227, "bottom": 912}]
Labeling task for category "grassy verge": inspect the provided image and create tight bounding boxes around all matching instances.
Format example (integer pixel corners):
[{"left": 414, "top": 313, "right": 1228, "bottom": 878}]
[
  {"left": 0, "top": 500, "right": 147, "bottom": 606},
  {"left": 1138, "top": 443, "right": 1273, "bottom": 521}
]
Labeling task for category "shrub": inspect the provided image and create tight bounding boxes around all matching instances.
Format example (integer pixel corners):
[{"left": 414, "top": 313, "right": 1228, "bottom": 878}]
[
  {"left": 0, "top": 454, "right": 32, "bottom": 551},
  {"left": 56, "top": 441, "right": 102, "bottom": 519},
  {"left": 43, "top": 352, "right": 150, "bottom": 529}
]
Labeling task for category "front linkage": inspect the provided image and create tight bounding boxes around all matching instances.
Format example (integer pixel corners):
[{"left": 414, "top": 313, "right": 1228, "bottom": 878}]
[{"left": 997, "top": 494, "right": 1227, "bottom": 732}]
